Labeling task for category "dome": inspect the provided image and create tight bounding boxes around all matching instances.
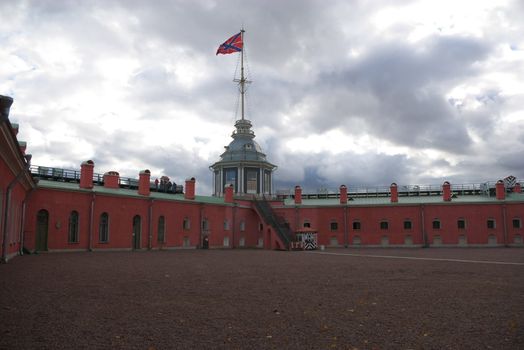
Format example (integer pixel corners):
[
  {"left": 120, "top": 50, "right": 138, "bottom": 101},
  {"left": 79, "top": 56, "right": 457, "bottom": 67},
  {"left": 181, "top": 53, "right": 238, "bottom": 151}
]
[{"left": 218, "top": 119, "right": 268, "bottom": 162}]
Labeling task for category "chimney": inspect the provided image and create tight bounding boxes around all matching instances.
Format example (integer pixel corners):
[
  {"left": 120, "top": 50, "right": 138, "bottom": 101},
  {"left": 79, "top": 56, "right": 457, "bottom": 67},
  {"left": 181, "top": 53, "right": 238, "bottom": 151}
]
[
  {"left": 390, "top": 183, "right": 398, "bottom": 203},
  {"left": 294, "top": 185, "right": 302, "bottom": 205},
  {"left": 340, "top": 185, "right": 348, "bottom": 204},
  {"left": 442, "top": 181, "right": 451, "bottom": 201},
  {"left": 224, "top": 184, "right": 234, "bottom": 203},
  {"left": 496, "top": 180, "right": 505, "bottom": 200},
  {"left": 514, "top": 182, "right": 522, "bottom": 193},
  {"left": 18, "top": 140, "right": 26, "bottom": 154},
  {"left": 79, "top": 160, "right": 95, "bottom": 189},
  {"left": 138, "top": 170, "right": 151, "bottom": 196},
  {"left": 185, "top": 177, "right": 196, "bottom": 200},
  {"left": 103, "top": 171, "right": 119, "bottom": 189},
  {"left": 0, "top": 95, "right": 14, "bottom": 123}
]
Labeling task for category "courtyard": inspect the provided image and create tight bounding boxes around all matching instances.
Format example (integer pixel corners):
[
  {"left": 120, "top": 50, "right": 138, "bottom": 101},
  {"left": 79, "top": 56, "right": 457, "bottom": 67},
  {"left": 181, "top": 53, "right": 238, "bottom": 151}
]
[{"left": 1, "top": 248, "right": 523, "bottom": 349}]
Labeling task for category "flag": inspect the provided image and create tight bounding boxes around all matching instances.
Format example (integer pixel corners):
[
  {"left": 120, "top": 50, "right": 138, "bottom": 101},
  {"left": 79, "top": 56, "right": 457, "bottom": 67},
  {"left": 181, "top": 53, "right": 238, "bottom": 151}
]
[{"left": 216, "top": 32, "right": 243, "bottom": 55}]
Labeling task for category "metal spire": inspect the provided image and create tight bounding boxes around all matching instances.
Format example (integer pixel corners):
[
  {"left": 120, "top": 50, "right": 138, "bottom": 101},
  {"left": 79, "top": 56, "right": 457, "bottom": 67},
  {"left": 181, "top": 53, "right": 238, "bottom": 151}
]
[{"left": 233, "top": 28, "right": 250, "bottom": 120}]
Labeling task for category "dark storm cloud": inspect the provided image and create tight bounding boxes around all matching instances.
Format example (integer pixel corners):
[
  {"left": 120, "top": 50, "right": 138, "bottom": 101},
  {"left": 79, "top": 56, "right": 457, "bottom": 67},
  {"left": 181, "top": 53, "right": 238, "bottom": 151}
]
[{"left": 297, "top": 35, "right": 492, "bottom": 152}]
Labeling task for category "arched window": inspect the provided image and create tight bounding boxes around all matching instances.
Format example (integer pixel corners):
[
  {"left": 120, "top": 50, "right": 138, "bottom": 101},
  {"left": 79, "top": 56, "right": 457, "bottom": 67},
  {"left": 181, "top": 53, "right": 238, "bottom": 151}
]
[
  {"left": 157, "top": 216, "right": 165, "bottom": 242},
  {"left": 432, "top": 219, "right": 441, "bottom": 229},
  {"left": 380, "top": 221, "right": 389, "bottom": 230},
  {"left": 99, "top": 212, "right": 109, "bottom": 242},
  {"left": 68, "top": 211, "right": 79, "bottom": 243},
  {"left": 303, "top": 220, "right": 311, "bottom": 228}
]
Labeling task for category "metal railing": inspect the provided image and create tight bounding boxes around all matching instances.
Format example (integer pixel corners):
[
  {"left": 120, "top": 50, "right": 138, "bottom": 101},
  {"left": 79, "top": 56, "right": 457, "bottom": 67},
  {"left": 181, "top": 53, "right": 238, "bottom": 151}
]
[
  {"left": 29, "top": 165, "right": 183, "bottom": 193},
  {"left": 253, "top": 197, "right": 293, "bottom": 248},
  {"left": 276, "top": 180, "right": 522, "bottom": 199}
]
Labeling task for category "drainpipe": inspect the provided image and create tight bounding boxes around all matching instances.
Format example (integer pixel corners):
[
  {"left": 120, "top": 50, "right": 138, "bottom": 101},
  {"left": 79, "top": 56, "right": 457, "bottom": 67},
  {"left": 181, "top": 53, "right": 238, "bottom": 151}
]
[
  {"left": 88, "top": 194, "right": 95, "bottom": 251},
  {"left": 199, "top": 204, "right": 203, "bottom": 249},
  {"left": 2, "top": 154, "right": 32, "bottom": 263},
  {"left": 232, "top": 203, "right": 237, "bottom": 248},
  {"left": 19, "top": 184, "right": 37, "bottom": 255},
  {"left": 502, "top": 205, "right": 508, "bottom": 247},
  {"left": 148, "top": 199, "right": 153, "bottom": 250},
  {"left": 343, "top": 206, "right": 348, "bottom": 248},
  {"left": 421, "top": 204, "right": 428, "bottom": 248}
]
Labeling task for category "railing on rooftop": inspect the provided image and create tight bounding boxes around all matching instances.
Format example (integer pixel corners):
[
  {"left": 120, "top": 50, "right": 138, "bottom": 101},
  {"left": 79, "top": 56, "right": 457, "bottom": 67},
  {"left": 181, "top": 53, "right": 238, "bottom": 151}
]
[
  {"left": 275, "top": 180, "right": 522, "bottom": 200},
  {"left": 29, "top": 165, "right": 183, "bottom": 194}
]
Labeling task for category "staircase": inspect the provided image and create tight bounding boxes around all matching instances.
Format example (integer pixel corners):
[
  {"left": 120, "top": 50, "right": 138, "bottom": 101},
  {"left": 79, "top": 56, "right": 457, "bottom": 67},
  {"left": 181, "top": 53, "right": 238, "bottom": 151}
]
[{"left": 253, "top": 197, "right": 294, "bottom": 250}]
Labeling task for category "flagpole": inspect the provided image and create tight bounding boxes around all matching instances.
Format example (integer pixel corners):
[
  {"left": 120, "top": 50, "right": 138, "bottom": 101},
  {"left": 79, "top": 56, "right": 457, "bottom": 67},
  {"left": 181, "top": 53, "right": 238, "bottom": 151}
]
[{"left": 240, "top": 28, "right": 245, "bottom": 121}]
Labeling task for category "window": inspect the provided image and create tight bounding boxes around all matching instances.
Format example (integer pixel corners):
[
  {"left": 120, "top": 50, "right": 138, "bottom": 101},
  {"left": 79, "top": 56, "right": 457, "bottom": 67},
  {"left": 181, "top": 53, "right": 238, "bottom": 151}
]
[
  {"left": 68, "top": 211, "right": 79, "bottom": 243},
  {"left": 224, "top": 220, "right": 230, "bottom": 230},
  {"left": 240, "top": 220, "right": 245, "bottom": 231},
  {"left": 99, "top": 212, "right": 109, "bottom": 242},
  {"left": 183, "top": 217, "right": 190, "bottom": 230},
  {"left": 158, "top": 216, "right": 165, "bottom": 242},
  {"left": 202, "top": 219, "right": 210, "bottom": 231},
  {"left": 303, "top": 221, "right": 311, "bottom": 228},
  {"left": 380, "top": 221, "right": 389, "bottom": 230},
  {"left": 432, "top": 220, "right": 441, "bottom": 229},
  {"left": 457, "top": 219, "right": 466, "bottom": 229},
  {"left": 259, "top": 223, "right": 263, "bottom": 231},
  {"left": 353, "top": 221, "right": 361, "bottom": 230},
  {"left": 403, "top": 220, "right": 412, "bottom": 230},
  {"left": 487, "top": 219, "right": 496, "bottom": 229},
  {"left": 330, "top": 222, "right": 338, "bottom": 231},
  {"left": 513, "top": 218, "right": 521, "bottom": 229}
]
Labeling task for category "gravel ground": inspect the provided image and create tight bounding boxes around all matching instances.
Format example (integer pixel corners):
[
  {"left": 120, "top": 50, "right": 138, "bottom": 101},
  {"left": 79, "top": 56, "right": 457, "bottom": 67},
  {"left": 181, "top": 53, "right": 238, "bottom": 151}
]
[{"left": 0, "top": 248, "right": 523, "bottom": 349}]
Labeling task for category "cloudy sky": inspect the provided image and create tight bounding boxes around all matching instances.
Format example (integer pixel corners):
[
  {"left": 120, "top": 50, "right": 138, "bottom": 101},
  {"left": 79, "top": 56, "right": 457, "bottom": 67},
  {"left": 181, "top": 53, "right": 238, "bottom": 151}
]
[{"left": 1, "top": 0, "right": 523, "bottom": 194}]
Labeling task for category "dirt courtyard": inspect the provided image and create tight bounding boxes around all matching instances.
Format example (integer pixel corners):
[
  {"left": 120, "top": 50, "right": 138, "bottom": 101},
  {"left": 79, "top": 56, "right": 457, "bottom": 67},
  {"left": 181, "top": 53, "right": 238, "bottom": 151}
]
[{"left": 1, "top": 248, "right": 523, "bottom": 349}]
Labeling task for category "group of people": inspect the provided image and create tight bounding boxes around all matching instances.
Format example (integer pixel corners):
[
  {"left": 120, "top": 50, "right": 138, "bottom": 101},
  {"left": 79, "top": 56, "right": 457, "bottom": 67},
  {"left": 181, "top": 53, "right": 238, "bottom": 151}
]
[{"left": 154, "top": 176, "right": 179, "bottom": 193}]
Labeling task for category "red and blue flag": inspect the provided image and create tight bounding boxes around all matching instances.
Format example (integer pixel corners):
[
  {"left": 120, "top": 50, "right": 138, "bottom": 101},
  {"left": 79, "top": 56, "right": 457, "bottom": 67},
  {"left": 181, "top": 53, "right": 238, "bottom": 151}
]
[{"left": 216, "top": 32, "right": 243, "bottom": 55}]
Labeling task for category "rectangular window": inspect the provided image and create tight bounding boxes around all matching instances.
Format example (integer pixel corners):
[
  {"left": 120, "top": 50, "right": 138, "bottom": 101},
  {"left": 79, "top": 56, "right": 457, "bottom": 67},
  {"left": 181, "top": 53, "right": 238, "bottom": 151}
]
[
  {"left": 380, "top": 221, "right": 388, "bottom": 230},
  {"left": 432, "top": 220, "right": 441, "bottom": 229},
  {"left": 224, "top": 168, "right": 237, "bottom": 192},
  {"left": 330, "top": 222, "right": 338, "bottom": 231},
  {"left": 403, "top": 220, "right": 412, "bottom": 230},
  {"left": 457, "top": 219, "right": 466, "bottom": 229},
  {"left": 240, "top": 220, "right": 245, "bottom": 231},
  {"left": 245, "top": 168, "right": 258, "bottom": 194},
  {"left": 353, "top": 221, "right": 361, "bottom": 230},
  {"left": 183, "top": 218, "right": 190, "bottom": 230},
  {"left": 487, "top": 219, "right": 496, "bottom": 229},
  {"left": 202, "top": 219, "right": 209, "bottom": 231},
  {"left": 513, "top": 218, "right": 521, "bottom": 229},
  {"left": 224, "top": 220, "right": 230, "bottom": 230}
]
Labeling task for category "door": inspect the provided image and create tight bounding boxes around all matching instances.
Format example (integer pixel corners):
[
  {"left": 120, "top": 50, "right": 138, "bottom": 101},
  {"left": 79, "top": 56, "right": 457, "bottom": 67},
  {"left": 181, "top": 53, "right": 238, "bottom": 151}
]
[
  {"left": 132, "top": 215, "right": 141, "bottom": 249},
  {"left": 36, "top": 209, "right": 49, "bottom": 251}
]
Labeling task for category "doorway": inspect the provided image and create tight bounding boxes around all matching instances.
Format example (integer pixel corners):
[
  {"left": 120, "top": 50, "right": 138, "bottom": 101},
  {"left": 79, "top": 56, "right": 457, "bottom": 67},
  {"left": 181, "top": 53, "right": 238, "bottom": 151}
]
[
  {"left": 132, "top": 215, "right": 141, "bottom": 249},
  {"left": 36, "top": 209, "right": 49, "bottom": 251}
]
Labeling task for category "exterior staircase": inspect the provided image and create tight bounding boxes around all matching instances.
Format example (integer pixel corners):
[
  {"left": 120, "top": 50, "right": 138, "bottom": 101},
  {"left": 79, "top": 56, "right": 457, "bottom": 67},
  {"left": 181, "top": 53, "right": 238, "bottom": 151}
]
[{"left": 253, "top": 197, "right": 294, "bottom": 250}]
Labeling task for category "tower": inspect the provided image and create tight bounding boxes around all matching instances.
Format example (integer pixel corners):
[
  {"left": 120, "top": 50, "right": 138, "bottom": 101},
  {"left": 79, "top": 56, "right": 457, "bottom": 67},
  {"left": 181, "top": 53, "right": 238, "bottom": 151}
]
[{"left": 211, "top": 30, "right": 277, "bottom": 196}]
